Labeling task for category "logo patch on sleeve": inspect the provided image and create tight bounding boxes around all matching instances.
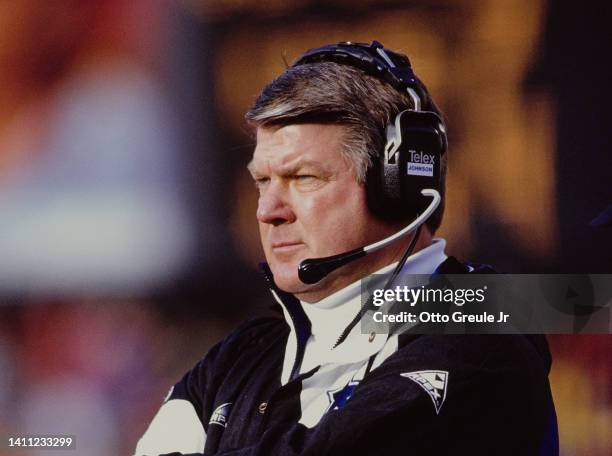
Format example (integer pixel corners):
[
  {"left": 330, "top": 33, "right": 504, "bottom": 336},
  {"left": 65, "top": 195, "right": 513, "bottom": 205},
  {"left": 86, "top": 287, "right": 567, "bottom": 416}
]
[
  {"left": 209, "top": 402, "right": 232, "bottom": 428},
  {"left": 401, "top": 370, "right": 448, "bottom": 414}
]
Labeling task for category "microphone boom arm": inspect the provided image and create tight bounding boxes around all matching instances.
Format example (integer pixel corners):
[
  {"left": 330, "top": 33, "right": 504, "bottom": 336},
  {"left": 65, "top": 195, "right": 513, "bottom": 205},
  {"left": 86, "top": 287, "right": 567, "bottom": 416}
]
[
  {"left": 298, "top": 189, "right": 441, "bottom": 284},
  {"left": 364, "top": 188, "right": 440, "bottom": 253}
]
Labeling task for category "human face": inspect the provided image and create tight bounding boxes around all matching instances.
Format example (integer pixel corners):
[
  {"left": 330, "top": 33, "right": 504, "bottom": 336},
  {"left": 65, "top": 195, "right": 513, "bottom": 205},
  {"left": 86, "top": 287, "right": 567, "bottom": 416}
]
[{"left": 249, "top": 124, "right": 404, "bottom": 302}]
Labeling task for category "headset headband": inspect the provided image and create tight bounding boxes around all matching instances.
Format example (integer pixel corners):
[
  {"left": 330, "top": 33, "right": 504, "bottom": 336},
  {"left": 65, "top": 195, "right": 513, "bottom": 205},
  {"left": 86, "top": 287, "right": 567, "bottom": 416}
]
[{"left": 292, "top": 40, "right": 424, "bottom": 111}]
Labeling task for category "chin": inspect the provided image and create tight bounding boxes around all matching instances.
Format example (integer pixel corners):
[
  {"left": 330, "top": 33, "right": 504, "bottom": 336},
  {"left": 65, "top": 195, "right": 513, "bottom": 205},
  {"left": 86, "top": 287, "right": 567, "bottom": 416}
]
[{"left": 268, "top": 262, "right": 309, "bottom": 295}]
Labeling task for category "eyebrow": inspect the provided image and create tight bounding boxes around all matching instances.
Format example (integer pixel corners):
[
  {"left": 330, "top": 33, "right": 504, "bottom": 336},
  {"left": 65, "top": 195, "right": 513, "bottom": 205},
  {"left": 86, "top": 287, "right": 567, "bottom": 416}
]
[{"left": 247, "top": 158, "right": 328, "bottom": 177}]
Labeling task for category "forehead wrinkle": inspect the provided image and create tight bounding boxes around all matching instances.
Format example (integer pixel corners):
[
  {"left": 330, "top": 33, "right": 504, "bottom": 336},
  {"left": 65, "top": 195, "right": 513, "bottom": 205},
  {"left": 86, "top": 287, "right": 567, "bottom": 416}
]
[
  {"left": 249, "top": 145, "right": 325, "bottom": 175},
  {"left": 275, "top": 158, "right": 326, "bottom": 176},
  {"left": 249, "top": 124, "right": 350, "bottom": 177}
]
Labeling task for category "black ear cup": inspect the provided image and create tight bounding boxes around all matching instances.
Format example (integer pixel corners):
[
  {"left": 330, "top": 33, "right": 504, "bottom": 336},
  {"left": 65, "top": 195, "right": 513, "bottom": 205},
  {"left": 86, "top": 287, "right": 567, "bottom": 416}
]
[{"left": 366, "top": 110, "right": 447, "bottom": 221}]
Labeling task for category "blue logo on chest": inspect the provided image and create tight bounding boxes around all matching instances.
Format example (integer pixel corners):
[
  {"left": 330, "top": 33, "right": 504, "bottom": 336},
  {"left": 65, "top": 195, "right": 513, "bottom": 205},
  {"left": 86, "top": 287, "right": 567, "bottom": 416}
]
[{"left": 326, "top": 380, "right": 360, "bottom": 411}]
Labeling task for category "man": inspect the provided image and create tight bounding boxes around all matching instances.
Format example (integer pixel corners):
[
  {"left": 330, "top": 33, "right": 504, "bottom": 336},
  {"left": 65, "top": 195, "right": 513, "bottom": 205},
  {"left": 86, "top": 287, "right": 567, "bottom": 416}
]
[{"left": 135, "top": 41, "right": 558, "bottom": 455}]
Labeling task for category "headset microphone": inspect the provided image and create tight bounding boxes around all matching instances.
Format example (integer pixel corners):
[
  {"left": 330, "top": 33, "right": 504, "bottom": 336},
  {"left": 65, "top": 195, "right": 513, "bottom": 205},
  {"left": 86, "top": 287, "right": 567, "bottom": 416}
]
[{"left": 298, "top": 189, "right": 441, "bottom": 284}]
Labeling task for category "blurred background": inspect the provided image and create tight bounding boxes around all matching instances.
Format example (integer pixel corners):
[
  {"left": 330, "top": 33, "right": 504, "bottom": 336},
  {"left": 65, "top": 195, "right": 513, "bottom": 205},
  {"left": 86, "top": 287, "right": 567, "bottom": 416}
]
[{"left": 0, "top": 1, "right": 610, "bottom": 455}]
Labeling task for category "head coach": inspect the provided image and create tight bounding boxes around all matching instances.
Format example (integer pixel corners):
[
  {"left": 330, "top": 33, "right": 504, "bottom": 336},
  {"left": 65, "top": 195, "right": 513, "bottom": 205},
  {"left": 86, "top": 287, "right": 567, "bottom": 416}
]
[{"left": 135, "top": 41, "right": 558, "bottom": 456}]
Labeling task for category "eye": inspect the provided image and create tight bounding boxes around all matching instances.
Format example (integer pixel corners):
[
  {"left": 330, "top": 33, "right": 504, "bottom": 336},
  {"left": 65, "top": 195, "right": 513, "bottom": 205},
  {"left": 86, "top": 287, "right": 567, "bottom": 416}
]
[
  {"left": 294, "top": 174, "right": 316, "bottom": 181},
  {"left": 293, "top": 174, "right": 325, "bottom": 191},
  {"left": 254, "top": 176, "right": 270, "bottom": 189}
]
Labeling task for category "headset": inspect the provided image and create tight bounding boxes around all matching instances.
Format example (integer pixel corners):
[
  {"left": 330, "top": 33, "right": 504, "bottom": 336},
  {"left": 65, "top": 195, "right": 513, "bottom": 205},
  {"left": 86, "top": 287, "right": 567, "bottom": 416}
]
[
  {"left": 290, "top": 40, "right": 448, "bottom": 284},
  {"left": 293, "top": 40, "right": 447, "bottom": 222}
]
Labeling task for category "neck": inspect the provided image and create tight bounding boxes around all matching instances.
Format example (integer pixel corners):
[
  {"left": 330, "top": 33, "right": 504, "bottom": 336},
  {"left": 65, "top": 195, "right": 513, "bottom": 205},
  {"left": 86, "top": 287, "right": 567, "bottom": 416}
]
[{"left": 296, "top": 228, "right": 433, "bottom": 303}]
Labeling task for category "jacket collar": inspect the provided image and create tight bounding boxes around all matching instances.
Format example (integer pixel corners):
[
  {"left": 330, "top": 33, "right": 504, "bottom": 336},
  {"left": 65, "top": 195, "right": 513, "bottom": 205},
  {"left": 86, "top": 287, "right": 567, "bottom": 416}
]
[{"left": 261, "top": 239, "right": 450, "bottom": 367}]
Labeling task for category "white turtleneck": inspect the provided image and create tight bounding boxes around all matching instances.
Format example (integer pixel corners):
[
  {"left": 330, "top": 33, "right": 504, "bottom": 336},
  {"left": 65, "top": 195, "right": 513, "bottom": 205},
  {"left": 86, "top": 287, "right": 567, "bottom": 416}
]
[{"left": 297, "top": 238, "right": 448, "bottom": 375}]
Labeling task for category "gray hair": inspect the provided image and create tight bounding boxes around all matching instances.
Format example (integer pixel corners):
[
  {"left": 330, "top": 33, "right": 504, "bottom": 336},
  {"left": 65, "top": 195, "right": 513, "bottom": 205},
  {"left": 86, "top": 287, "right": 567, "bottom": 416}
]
[{"left": 245, "top": 60, "right": 446, "bottom": 233}]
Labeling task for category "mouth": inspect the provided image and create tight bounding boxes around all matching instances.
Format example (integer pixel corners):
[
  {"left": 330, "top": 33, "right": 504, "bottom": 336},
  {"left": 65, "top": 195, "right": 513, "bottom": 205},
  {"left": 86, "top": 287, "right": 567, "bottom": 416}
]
[
  {"left": 270, "top": 241, "right": 304, "bottom": 255},
  {"left": 272, "top": 241, "right": 303, "bottom": 248}
]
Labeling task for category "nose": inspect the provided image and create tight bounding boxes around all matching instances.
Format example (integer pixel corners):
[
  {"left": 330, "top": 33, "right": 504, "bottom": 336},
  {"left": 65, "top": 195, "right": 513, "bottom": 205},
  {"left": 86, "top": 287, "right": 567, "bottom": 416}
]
[{"left": 256, "top": 181, "right": 296, "bottom": 226}]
